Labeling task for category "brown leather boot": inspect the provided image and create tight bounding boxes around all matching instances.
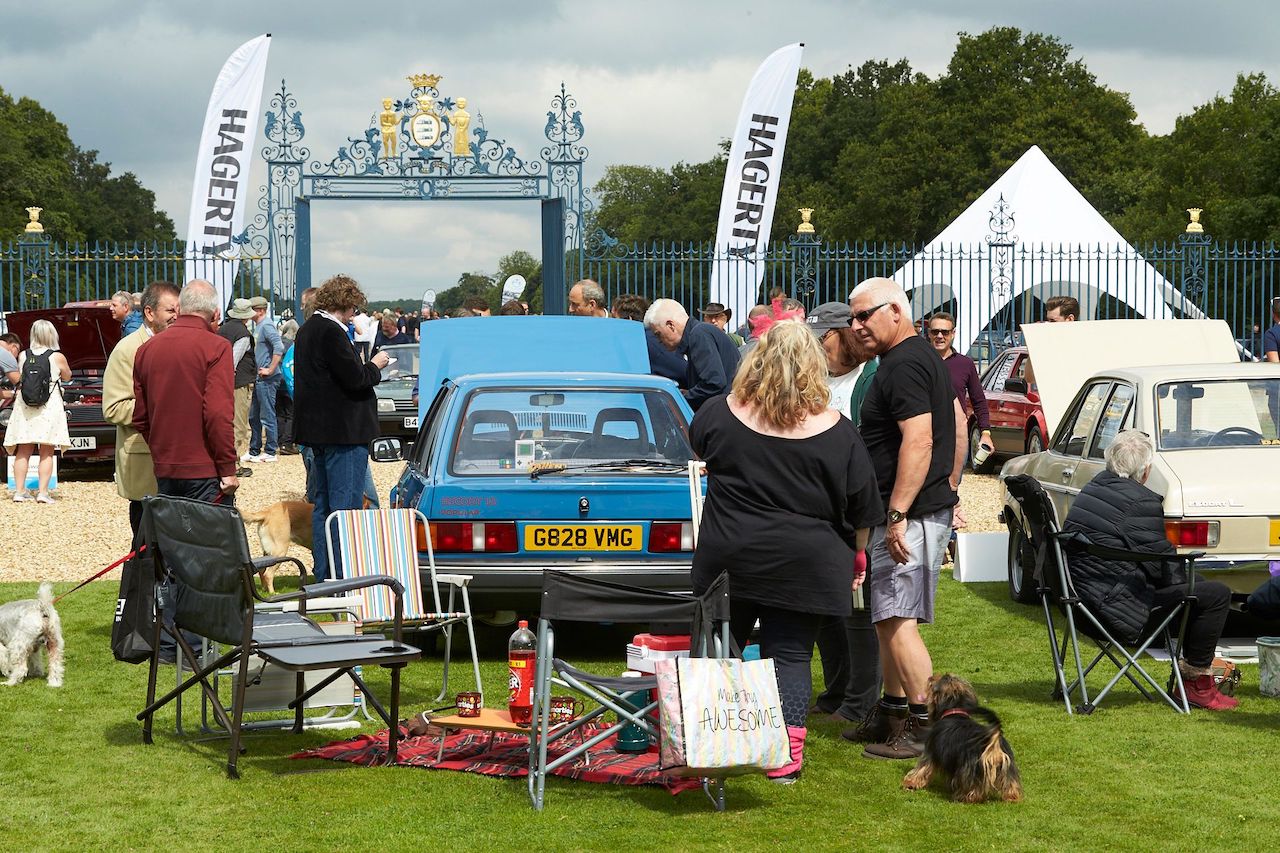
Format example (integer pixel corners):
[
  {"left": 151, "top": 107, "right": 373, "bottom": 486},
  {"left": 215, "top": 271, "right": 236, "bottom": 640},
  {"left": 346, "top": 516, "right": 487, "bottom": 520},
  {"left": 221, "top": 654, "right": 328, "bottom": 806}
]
[
  {"left": 841, "top": 701, "right": 894, "bottom": 744},
  {"left": 862, "top": 711, "right": 928, "bottom": 760}
]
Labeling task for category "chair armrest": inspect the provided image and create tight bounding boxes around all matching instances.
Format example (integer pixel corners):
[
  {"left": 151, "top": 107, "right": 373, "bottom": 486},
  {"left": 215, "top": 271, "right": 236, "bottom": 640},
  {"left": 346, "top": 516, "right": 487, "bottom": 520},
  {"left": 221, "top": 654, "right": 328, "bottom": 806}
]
[
  {"left": 252, "top": 555, "right": 308, "bottom": 573},
  {"left": 265, "top": 575, "right": 406, "bottom": 603},
  {"left": 1055, "top": 531, "right": 1196, "bottom": 564},
  {"left": 434, "top": 573, "right": 473, "bottom": 587}
]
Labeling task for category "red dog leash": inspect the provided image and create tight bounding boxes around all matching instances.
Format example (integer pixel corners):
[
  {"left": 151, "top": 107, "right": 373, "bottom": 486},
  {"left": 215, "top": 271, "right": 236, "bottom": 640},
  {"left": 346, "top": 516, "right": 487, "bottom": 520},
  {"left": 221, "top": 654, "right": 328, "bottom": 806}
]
[{"left": 53, "top": 544, "right": 147, "bottom": 604}]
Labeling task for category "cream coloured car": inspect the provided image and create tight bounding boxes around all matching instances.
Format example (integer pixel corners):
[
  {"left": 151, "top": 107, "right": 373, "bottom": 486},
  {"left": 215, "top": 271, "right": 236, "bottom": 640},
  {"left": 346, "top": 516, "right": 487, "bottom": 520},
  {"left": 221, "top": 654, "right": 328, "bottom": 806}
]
[{"left": 998, "top": 320, "right": 1280, "bottom": 602}]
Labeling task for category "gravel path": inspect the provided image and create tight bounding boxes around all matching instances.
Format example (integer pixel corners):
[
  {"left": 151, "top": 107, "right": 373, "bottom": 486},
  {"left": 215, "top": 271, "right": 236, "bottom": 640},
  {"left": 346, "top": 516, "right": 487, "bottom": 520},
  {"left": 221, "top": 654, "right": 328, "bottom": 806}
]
[{"left": 3, "top": 457, "right": 1008, "bottom": 584}]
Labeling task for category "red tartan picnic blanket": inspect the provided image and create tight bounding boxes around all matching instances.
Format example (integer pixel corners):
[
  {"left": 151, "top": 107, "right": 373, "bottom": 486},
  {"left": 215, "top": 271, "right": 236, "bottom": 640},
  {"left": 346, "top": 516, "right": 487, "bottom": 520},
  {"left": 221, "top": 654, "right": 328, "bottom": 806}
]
[{"left": 291, "top": 724, "right": 701, "bottom": 795}]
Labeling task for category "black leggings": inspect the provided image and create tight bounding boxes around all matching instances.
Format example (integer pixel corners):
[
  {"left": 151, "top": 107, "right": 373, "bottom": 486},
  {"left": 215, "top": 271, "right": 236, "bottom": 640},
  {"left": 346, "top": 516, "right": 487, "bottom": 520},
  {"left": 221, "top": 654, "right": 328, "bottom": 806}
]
[
  {"left": 728, "top": 598, "right": 821, "bottom": 728},
  {"left": 1147, "top": 575, "right": 1231, "bottom": 668}
]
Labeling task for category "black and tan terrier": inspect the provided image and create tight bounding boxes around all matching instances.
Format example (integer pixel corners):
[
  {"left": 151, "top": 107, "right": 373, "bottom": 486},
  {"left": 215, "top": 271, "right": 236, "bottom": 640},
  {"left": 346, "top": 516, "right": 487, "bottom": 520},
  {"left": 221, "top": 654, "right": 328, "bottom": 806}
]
[{"left": 901, "top": 673, "right": 1022, "bottom": 803}]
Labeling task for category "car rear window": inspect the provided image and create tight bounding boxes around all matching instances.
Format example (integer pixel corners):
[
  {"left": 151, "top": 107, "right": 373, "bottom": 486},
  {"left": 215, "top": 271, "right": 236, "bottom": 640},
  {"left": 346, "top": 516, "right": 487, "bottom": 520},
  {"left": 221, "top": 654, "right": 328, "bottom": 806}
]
[
  {"left": 450, "top": 387, "right": 694, "bottom": 475},
  {"left": 1155, "top": 378, "right": 1280, "bottom": 449}
]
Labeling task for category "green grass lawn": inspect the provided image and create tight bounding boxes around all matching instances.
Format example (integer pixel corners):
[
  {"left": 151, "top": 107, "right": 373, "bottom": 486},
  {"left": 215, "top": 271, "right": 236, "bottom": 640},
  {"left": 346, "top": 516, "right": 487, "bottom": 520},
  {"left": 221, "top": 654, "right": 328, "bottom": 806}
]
[{"left": 4, "top": 576, "right": 1279, "bottom": 852}]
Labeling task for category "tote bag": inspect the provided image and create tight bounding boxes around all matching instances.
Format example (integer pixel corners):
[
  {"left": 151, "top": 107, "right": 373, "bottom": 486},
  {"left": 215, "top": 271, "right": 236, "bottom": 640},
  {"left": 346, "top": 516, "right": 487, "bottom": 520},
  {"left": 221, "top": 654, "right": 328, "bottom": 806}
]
[{"left": 655, "top": 656, "right": 789, "bottom": 776}]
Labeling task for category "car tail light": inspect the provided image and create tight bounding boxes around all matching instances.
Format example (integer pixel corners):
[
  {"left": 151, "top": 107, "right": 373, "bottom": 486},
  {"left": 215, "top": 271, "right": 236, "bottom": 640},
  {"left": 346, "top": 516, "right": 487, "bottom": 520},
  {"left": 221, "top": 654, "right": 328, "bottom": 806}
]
[
  {"left": 1165, "top": 520, "right": 1220, "bottom": 548},
  {"left": 421, "top": 521, "right": 518, "bottom": 553},
  {"left": 650, "top": 522, "right": 694, "bottom": 553}
]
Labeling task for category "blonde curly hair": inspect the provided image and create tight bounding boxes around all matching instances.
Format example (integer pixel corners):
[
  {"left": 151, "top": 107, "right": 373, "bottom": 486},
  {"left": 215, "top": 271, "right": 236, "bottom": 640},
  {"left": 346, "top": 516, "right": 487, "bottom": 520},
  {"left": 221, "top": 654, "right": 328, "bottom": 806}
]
[{"left": 730, "top": 319, "right": 830, "bottom": 430}]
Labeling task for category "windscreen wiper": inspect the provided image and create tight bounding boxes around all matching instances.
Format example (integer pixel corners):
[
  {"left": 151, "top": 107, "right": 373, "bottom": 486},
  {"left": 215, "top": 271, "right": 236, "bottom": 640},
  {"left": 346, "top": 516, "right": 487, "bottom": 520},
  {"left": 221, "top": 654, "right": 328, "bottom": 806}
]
[{"left": 528, "top": 459, "right": 688, "bottom": 480}]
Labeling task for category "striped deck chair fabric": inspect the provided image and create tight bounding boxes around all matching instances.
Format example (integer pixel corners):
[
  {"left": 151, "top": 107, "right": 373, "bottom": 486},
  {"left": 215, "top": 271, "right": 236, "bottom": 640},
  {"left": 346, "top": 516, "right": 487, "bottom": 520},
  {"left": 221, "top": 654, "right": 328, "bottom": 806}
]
[{"left": 326, "top": 508, "right": 483, "bottom": 702}]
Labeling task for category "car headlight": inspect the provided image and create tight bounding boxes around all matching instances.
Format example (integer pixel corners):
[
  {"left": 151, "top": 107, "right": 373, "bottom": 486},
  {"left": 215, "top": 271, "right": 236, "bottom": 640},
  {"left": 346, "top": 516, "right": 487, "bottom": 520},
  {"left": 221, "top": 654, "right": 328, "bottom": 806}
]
[{"left": 377, "top": 398, "right": 395, "bottom": 413}]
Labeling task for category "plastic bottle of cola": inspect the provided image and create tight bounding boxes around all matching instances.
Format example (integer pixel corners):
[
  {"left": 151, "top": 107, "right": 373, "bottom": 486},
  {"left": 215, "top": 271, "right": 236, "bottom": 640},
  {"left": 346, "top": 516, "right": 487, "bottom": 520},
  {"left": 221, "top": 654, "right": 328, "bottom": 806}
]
[{"left": 507, "top": 620, "right": 537, "bottom": 725}]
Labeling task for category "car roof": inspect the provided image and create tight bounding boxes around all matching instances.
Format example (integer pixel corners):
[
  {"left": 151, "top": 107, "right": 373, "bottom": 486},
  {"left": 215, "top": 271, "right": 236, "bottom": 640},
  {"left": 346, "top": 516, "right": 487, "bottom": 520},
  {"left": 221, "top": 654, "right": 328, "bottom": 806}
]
[
  {"left": 1093, "top": 362, "right": 1280, "bottom": 383},
  {"left": 450, "top": 371, "right": 680, "bottom": 389},
  {"left": 418, "top": 316, "right": 650, "bottom": 400}
]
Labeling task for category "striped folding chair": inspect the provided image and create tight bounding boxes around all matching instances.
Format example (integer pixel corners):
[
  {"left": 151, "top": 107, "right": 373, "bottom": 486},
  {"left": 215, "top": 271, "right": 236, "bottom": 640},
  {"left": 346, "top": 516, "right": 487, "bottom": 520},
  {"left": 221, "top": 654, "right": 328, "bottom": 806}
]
[
  {"left": 688, "top": 461, "right": 707, "bottom": 547},
  {"left": 326, "top": 508, "right": 483, "bottom": 703}
]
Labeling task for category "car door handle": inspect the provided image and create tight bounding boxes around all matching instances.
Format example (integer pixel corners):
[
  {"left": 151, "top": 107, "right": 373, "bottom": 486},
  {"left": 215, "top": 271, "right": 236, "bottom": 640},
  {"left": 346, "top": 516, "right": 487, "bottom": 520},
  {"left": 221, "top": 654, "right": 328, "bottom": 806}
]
[{"left": 1060, "top": 468, "right": 1074, "bottom": 482}]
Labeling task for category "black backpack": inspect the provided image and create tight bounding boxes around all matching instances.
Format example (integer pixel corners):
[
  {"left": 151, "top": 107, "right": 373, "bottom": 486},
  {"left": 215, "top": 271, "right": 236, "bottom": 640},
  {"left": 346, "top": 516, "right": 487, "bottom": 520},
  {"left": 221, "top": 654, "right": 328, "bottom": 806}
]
[{"left": 19, "top": 349, "right": 54, "bottom": 407}]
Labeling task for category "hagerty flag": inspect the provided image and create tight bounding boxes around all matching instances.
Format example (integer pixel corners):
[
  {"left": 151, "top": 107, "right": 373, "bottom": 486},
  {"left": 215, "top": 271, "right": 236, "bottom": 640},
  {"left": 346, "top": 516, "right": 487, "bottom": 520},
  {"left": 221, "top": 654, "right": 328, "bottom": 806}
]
[
  {"left": 708, "top": 43, "right": 803, "bottom": 327},
  {"left": 184, "top": 34, "right": 272, "bottom": 308}
]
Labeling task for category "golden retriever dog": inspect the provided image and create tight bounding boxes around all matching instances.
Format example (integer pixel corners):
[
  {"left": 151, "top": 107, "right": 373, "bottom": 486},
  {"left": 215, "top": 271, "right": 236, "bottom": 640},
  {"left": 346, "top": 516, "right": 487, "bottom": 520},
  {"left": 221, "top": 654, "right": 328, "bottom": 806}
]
[{"left": 240, "top": 500, "right": 313, "bottom": 593}]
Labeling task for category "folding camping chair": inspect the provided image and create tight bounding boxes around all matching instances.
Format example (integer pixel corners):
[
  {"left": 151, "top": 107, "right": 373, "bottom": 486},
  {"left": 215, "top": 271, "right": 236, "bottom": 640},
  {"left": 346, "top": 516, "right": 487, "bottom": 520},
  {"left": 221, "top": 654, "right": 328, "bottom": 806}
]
[
  {"left": 527, "top": 571, "right": 732, "bottom": 812},
  {"left": 1003, "top": 474, "right": 1202, "bottom": 715},
  {"left": 326, "top": 508, "right": 482, "bottom": 702},
  {"left": 137, "top": 496, "right": 420, "bottom": 778}
]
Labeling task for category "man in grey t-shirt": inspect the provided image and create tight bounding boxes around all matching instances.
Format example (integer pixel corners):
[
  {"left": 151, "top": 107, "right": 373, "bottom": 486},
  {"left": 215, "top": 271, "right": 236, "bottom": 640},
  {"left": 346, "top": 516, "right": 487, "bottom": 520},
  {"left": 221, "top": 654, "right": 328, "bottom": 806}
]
[{"left": 0, "top": 332, "right": 20, "bottom": 400}]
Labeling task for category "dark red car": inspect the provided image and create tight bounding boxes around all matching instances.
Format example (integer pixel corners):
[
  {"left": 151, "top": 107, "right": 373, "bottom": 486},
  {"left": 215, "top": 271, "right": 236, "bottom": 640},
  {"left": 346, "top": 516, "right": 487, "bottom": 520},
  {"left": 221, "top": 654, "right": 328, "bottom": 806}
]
[
  {"left": 970, "top": 346, "right": 1049, "bottom": 472},
  {"left": 0, "top": 305, "right": 122, "bottom": 464}
]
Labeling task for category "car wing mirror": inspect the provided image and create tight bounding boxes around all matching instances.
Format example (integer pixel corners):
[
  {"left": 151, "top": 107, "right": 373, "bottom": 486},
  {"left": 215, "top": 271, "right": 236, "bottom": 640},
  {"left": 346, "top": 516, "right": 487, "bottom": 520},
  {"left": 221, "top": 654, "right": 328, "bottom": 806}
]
[
  {"left": 1004, "top": 377, "right": 1029, "bottom": 396},
  {"left": 371, "top": 437, "right": 404, "bottom": 462}
]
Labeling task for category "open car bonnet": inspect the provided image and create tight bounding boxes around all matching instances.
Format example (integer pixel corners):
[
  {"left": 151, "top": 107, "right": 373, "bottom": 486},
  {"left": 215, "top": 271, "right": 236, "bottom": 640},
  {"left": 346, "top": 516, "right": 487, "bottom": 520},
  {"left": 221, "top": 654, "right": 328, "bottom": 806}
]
[
  {"left": 4, "top": 306, "right": 122, "bottom": 370},
  {"left": 1021, "top": 319, "right": 1238, "bottom": 439},
  {"left": 417, "top": 316, "right": 650, "bottom": 415}
]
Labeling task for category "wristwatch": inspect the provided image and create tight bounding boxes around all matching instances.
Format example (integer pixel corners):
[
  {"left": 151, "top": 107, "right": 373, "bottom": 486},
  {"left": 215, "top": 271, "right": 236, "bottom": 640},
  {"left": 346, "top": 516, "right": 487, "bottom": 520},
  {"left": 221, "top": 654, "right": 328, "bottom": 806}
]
[{"left": 887, "top": 508, "right": 906, "bottom": 524}]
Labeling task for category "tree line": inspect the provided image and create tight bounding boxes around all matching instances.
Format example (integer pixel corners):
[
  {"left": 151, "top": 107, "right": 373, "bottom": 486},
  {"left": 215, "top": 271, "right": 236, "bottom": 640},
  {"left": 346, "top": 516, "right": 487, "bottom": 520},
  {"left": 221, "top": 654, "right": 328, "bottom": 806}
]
[
  {"left": 0, "top": 86, "right": 174, "bottom": 243},
  {"left": 592, "top": 27, "right": 1280, "bottom": 247}
]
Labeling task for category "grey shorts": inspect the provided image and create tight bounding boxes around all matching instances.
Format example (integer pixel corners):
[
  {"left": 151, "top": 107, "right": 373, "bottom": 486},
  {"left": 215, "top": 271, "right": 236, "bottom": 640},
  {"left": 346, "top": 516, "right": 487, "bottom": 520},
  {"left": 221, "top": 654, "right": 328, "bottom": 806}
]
[{"left": 867, "top": 508, "right": 953, "bottom": 624}]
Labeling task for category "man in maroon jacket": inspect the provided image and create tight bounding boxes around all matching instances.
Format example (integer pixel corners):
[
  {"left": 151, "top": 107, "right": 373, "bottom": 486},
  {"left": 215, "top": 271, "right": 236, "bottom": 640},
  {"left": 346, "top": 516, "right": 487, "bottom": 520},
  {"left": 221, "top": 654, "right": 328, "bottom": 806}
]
[{"left": 133, "top": 279, "right": 239, "bottom": 505}]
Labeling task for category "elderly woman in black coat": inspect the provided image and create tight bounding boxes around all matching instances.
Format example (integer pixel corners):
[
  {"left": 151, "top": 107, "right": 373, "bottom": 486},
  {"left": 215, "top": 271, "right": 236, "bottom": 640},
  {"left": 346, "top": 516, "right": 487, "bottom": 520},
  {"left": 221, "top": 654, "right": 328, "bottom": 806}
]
[{"left": 1062, "top": 429, "right": 1236, "bottom": 711}]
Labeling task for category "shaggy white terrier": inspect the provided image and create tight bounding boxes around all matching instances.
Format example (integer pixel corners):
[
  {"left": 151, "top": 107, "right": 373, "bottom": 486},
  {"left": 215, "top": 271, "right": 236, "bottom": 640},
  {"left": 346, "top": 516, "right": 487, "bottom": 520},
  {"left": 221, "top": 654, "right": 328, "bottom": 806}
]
[{"left": 0, "top": 582, "right": 65, "bottom": 687}]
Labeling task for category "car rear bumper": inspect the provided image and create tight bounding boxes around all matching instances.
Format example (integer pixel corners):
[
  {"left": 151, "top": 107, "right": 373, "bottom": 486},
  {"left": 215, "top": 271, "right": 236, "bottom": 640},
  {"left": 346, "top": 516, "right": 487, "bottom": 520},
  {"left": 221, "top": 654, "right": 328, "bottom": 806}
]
[
  {"left": 419, "top": 561, "right": 693, "bottom": 610},
  {"left": 1187, "top": 557, "right": 1273, "bottom": 598}
]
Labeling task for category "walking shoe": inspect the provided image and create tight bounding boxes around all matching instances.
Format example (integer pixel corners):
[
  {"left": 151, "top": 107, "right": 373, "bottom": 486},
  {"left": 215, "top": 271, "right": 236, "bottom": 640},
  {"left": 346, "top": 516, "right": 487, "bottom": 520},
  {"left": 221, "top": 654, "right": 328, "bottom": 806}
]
[
  {"left": 258, "top": 453, "right": 278, "bottom": 463},
  {"left": 768, "top": 770, "right": 802, "bottom": 785},
  {"left": 12, "top": 490, "right": 31, "bottom": 502},
  {"left": 841, "top": 702, "right": 893, "bottom": 744},
  {"left": 862, "top": 713, "right": 929, "bottom": 760},
  {"left": 235, "top": 466, "right": 254, "bottom": 478},
  {"left": 35, "top": 492, "right": 54, "bottom": 504},
  {"left": 279, "top": 444, "right": 300, "bottom": 456},
  {"left": 241, "top": 452, "right": 261, "bottom": 463},
  {"left": 1182, "top": 674, "right": 1239, "bottom": 711}
]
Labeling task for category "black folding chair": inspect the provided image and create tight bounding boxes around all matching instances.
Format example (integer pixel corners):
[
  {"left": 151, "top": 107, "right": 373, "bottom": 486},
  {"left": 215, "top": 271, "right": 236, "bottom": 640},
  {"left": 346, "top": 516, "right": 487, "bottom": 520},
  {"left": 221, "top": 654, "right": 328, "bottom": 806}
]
[
  {"left": 1003, "top": 474, "right": 1202, "bottom": 715},
  {"left": 526, "top": 572, "right": 731, "bottom": 811},
  {"left": 136, "top": 495, "right": 421, "bottom": 778}
]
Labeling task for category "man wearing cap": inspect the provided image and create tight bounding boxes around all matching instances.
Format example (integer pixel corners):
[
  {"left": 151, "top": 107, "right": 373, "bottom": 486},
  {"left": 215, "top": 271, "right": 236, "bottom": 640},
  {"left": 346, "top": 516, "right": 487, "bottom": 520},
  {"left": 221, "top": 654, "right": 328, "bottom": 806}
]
[
  {"left": 219, "top": 298, "right": 257, "bottom": 476},
  {"left": 644, "top": 299, "right": 739, "bottom": 411},
  {"left": 701, "top": 302, "right": 744, "bottom": 347},
  {"left": 246, "top": 295, "right": 285, "bottom": 463}
]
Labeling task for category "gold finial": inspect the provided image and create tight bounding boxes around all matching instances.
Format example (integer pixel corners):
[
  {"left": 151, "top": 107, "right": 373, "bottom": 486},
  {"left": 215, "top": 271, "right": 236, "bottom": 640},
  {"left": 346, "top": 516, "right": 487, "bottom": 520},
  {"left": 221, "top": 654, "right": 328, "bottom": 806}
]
[
  {"left": 408, "top": 73, "right": 443, "bottom": 89},
  {"left": 1186, "top": 208, "right": 1204, "bottom": 234},
  {"left": 24, "top": 207, "right": 44, "bottom": 233},
  {"left": 797, "top": 208, "right": 815, "bottom": 234}
]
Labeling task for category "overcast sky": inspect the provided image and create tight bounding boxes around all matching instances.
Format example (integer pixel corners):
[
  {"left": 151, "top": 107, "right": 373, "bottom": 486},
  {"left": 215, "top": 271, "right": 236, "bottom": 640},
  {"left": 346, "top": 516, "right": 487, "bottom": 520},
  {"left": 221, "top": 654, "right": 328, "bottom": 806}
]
[{"left": 3, "top": 0, "right": 1278, "bottom": 300}]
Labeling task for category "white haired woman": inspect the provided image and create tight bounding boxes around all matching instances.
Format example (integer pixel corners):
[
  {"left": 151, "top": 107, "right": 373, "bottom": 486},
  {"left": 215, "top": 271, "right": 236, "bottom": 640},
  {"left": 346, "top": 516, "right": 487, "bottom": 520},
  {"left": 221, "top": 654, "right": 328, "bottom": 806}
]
[
  {"left": 3, "top": 319, "right": 72, "bottom": 503},
  {"left": 690, "top": 320, "right": 883, "bottom": 782},
  {"left": 1063, "top": 429, "right": 1236, "bottom": 710}
]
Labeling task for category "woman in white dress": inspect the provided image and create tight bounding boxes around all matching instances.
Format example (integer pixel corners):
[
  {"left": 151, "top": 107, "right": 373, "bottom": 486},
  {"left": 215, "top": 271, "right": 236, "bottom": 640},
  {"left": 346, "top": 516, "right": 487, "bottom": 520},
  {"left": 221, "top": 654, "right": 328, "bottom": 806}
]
[{"left": 3, "top": 319, "right": 71, "bottom": 503}]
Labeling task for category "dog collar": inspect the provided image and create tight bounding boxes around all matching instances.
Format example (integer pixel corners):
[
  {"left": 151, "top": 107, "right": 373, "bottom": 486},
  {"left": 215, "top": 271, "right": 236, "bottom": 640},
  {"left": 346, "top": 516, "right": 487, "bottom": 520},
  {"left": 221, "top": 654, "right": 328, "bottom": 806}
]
[{"left": 940, "top": 708, "right": 971, "bottom": 719}]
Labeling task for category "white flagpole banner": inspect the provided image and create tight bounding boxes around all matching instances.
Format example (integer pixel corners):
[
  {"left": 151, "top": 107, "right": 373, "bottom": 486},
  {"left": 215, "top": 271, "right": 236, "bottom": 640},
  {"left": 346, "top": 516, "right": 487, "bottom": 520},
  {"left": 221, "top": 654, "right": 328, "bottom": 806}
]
[
  {"left": 708, "top": 43, "right": 803, "bottom": 327},
  {"left": 184, "top": 34, "right": 272, "bottom": 309}
]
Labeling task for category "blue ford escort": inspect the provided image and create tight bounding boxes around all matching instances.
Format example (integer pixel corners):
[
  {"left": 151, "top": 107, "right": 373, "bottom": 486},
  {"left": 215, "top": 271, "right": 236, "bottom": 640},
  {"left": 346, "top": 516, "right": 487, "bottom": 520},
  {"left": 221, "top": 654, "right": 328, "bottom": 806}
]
[{"left": 386, "top": 316, "right": 699, "bottom": 613}]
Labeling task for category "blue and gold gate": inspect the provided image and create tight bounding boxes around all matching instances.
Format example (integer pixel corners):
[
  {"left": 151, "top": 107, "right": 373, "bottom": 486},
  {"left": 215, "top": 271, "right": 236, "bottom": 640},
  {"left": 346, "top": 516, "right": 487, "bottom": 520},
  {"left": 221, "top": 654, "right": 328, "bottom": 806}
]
[{"left": 254, "top": 75, "right": 592, "bottom": 314}]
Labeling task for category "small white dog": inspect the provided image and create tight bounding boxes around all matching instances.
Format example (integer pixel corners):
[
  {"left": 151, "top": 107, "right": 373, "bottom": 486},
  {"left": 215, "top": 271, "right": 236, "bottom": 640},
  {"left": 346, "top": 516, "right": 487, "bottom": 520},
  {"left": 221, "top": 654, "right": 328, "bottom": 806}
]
[{"left": 0, "top": 582, "right": 65, "bottom": 687}]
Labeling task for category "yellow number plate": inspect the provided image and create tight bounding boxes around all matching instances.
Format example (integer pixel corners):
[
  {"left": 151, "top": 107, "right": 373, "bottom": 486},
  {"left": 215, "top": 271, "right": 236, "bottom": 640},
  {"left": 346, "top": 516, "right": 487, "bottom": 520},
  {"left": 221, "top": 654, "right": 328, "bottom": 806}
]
[
  {"left": 524, "top": 525, "right": 643, "bottom": 552},
  {"left": 1270, "top": 519, "right": 1280, "bottom": 547}
]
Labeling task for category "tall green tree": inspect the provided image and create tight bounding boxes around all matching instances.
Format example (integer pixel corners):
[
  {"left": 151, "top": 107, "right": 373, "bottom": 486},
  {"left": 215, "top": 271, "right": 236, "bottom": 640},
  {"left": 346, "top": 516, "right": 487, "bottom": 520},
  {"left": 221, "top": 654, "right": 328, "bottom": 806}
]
[
  {"left": 0, "top": 86, "right": 174, "bottom": 242},
  {"left": 434, "top": 271, "right": 497, "bottom": 315},
  {"left": 494, "top": 249, "right": 543, "bottom": 312}
]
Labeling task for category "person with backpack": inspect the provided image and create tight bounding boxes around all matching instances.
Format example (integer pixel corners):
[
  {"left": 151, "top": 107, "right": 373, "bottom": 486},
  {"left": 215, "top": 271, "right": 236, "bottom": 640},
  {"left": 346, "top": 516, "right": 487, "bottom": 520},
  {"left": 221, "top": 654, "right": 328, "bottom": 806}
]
[{"left": 3, "top": 319, "right": 72, "bottom": 503}]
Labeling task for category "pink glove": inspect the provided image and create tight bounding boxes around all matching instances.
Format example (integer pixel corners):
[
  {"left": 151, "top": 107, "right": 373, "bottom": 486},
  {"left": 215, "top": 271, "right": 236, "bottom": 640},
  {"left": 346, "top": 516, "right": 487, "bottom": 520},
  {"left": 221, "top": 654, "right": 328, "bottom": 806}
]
[{"left": 854, "top": 550, "right": 868, "bottom": 576}]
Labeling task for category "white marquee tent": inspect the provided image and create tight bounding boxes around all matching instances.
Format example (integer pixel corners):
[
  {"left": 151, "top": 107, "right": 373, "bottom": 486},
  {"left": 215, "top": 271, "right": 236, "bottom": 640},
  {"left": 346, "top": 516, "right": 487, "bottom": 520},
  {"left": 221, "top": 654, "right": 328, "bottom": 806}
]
[{"left": 892, "top": 145, "right": 1206, "bottom": 358}]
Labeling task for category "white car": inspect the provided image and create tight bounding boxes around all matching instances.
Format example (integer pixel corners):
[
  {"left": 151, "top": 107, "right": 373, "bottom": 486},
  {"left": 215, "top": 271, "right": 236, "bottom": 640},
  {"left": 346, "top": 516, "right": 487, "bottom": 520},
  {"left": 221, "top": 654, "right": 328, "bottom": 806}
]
[{"left": 998, "top": 320, "right": 1280, "bottom": 603}]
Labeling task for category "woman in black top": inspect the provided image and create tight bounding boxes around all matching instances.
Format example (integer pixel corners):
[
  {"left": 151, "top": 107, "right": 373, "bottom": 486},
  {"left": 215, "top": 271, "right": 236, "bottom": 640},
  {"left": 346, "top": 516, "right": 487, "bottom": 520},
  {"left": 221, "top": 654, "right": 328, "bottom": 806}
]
[{"left": 691, "top": 320, "right": 883, "bottom": 783}]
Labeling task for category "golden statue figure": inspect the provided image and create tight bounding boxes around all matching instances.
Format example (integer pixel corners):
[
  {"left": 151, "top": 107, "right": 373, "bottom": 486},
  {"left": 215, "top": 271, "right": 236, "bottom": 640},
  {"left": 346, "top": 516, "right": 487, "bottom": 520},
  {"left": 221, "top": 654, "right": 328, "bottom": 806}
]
[
  {"left": 379, "top": 98, "right": 399, "bottom": 160},
  {"left": 24, "top": 207, "right": 44, "bottom": 233},
  {"left": 452, "top": 97, "right": 471, "bottom": 158}
]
